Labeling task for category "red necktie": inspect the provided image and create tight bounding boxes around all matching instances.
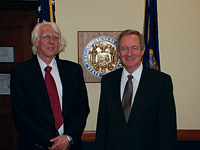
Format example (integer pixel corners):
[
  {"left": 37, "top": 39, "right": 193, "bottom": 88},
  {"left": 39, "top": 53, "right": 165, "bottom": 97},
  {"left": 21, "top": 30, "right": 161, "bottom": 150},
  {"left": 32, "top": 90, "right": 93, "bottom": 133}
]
[{"left": 45, "top": 66, "right": 63, "bottom": 130}]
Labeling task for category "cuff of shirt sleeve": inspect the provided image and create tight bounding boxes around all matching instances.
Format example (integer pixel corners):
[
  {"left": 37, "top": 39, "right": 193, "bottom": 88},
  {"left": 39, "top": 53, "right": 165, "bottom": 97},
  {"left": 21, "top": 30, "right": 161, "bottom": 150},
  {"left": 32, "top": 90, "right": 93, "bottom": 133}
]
[{"left": 66, "top": 135, "right": 74, "bottom": 145}]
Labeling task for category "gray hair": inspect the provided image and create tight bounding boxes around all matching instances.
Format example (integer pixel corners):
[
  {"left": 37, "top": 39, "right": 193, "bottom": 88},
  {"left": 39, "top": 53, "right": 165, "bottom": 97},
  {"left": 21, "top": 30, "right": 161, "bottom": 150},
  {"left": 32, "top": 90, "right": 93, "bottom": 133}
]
[
  {"left": 116, "top": 29, "right": 145, "bottom": 52},
  {"left": 31, "top": 22, "right": 66, "bottom": 55}
]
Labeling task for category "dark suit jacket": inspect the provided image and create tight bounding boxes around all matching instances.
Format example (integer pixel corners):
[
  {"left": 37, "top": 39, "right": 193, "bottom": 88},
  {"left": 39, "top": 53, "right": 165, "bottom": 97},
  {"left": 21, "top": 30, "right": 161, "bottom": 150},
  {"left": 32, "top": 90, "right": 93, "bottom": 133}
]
[
  {"left": 11, "top": 56, "right": 90, "bottom": 150},
  {"left": 95, "top": 67, "right": 177, "bottom": 150}
]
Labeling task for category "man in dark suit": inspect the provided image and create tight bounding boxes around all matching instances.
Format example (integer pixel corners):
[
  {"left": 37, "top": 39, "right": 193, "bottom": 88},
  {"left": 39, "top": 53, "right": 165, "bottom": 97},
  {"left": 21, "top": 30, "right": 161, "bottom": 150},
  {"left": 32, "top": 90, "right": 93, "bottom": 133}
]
[
  {"left": 10, "top": 22, "right": 90, "bottom": 150},
  {"left": 95, "top": 29, "right": 177, "bottom": 150}
]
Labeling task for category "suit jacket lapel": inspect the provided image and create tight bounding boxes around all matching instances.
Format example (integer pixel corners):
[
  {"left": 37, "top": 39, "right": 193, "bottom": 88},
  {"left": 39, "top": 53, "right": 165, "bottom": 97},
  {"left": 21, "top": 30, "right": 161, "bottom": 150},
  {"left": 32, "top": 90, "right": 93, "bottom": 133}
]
[
  {"left": 128, "top": 67, "right": 152, "bottom": 124},
  {"left": 56, "top": 59, "right": 70, "bottom": 118},
  {"left": 29, "top": 56, "right": 52, "bottom": 108},
  {"left": 111, "top": 68, "right": 127, "bottom": 122}
]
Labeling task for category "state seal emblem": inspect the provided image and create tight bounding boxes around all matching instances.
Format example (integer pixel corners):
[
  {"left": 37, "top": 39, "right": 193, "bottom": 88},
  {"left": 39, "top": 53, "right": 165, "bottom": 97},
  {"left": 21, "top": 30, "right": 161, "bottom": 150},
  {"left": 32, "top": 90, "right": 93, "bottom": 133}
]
[{"left": 83, "top": 36, "right": 122, "bottom": 78}]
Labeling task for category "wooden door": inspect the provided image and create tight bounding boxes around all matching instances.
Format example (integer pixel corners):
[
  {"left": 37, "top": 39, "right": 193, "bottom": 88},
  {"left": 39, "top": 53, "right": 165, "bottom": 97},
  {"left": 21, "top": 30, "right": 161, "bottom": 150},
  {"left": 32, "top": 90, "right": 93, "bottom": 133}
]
[{"left": 0, "top": 1, "right": 37, "bottom": 149}]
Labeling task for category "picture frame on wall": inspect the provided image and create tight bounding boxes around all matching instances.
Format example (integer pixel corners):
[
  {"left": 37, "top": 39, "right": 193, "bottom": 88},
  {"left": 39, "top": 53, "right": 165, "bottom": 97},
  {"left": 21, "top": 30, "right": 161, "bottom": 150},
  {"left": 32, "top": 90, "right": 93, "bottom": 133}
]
[
  {"left": 0, "top": 46, "right": 15, "bottom": 63},
  {"left": 0, "top": 74, "right": 10, "bottom": 95},
  {"left": 78, "top": 31, "right": 122, "bottom": 83}
]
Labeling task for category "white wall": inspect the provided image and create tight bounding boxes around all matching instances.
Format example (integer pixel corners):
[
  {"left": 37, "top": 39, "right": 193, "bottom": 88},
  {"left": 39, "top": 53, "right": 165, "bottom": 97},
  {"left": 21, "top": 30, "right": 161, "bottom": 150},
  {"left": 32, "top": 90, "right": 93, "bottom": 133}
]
[
  {"left": 55, "top": 0, "right": 200, "bottom": 130},
  {"left": 158, "top": 0, "right": 200, "bottom": 129}
]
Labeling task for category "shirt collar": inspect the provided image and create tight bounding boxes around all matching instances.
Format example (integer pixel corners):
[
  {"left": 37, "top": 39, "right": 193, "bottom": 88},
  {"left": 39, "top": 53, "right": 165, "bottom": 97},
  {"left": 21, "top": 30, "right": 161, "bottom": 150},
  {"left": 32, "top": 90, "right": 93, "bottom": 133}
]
[
  {"left": 37, "top": 55, "right": 57, "bottom": 72},
  {"left": 122, "top": 63, "right": 143, "bottom": 82}
]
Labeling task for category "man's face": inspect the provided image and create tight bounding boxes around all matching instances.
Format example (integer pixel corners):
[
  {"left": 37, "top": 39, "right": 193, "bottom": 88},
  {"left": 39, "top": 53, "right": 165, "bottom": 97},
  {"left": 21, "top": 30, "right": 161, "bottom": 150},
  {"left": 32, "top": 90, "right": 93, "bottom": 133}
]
[
  {"left": 118, "top": 34, "right": 145, "bottom": 73},
  {"left": 35, "top": 24, "right": 60, "bottom": 63}
]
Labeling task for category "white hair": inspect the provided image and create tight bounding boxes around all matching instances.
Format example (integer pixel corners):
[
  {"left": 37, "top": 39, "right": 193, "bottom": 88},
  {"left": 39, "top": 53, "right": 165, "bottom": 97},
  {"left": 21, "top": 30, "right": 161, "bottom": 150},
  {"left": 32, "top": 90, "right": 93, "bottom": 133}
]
[{"left": 31, "top": 22, "right": 66, "bottom": 55}]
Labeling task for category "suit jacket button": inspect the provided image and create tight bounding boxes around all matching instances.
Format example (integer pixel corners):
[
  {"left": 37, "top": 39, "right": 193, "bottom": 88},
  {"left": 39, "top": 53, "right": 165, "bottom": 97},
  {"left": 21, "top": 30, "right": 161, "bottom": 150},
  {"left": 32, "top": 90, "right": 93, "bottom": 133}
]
[{"left": 126, "top": 126, "right": 130, "bottom": 130}]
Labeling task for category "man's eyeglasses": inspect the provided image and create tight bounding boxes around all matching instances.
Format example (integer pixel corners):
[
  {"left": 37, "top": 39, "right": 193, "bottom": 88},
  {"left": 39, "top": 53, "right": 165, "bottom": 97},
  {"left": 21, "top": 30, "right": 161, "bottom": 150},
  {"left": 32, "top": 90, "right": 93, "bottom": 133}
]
[{"left": 41, "top": 34, "right": 60, "bottom": 41}]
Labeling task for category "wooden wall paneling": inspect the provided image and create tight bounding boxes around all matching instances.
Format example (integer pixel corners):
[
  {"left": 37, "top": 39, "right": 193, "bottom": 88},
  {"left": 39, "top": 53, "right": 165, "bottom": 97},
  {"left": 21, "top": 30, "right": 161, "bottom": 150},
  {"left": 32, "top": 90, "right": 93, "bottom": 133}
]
[
  {"left": 0, "top": 1, "right": 37, "bottom": 150},
  {"left": 0, "top": 11, "right": 37, "bottom": 72}
]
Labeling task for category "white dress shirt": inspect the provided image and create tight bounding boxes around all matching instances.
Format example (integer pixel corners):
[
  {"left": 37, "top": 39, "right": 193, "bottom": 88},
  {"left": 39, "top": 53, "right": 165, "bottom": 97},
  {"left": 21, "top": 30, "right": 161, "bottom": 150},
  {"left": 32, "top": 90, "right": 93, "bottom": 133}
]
[
  {"left": 37, "top": 55, "right": 64, "bottom": 135},
  {"left": 120, "top": 63, "right": 143, "bottom": 106}
]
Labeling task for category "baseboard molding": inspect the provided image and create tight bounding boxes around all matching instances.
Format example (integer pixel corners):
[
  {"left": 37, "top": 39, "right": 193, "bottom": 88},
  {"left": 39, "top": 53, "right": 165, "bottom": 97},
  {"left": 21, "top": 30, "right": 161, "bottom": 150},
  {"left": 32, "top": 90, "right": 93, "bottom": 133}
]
[
  {"left": 178, "top": 130, "right": 200, "bottom": 140},
  {"left": 81, "top": 130, "right": 200, "bottom": 142},
  {"left": 82, "top": 130, "right": 96, "bottom": 142}
]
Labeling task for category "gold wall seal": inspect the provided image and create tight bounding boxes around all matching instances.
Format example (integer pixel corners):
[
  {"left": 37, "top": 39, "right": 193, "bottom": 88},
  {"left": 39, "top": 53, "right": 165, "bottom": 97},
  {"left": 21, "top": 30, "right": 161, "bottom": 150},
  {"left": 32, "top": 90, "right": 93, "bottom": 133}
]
[{"left": 83, "top": 36, "right": 122, "bottom": 78}]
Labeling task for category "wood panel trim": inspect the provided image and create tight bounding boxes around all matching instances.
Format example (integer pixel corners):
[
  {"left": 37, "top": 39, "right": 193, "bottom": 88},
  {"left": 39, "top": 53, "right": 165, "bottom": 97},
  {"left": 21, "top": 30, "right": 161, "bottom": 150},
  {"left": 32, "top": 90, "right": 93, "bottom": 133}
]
[
  {"left": 82, "top": 131, "right": 96, "bottom": 142},
  {"left": 0, "top": 1, "right": 37, "bottom": 11},
  {"left": 177, "top": 130, "right": 200, "bottom": 140},
  {"left": 81, "top": 130, "right": 200, "bottom": 142}
]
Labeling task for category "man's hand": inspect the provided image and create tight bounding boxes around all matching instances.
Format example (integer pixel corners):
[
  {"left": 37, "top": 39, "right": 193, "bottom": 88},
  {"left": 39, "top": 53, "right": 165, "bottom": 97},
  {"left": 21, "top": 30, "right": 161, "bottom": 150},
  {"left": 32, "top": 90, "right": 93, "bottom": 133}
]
[{"left": 48, "top": 135, "right": 70, "bottom": 150}]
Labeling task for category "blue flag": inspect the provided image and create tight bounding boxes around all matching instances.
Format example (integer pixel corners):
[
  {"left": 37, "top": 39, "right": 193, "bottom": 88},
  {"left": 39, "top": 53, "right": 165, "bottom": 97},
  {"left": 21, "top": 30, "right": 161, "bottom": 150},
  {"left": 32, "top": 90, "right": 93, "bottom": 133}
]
[
  {"left": 143, "top": 0, "right": 160, "bottom": 71},
  {"left": 38, "top": 0, "right": 56, "bottom": 23},
  {"left": 37, "top": 0, "right": 59, "bottom": 58}
]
